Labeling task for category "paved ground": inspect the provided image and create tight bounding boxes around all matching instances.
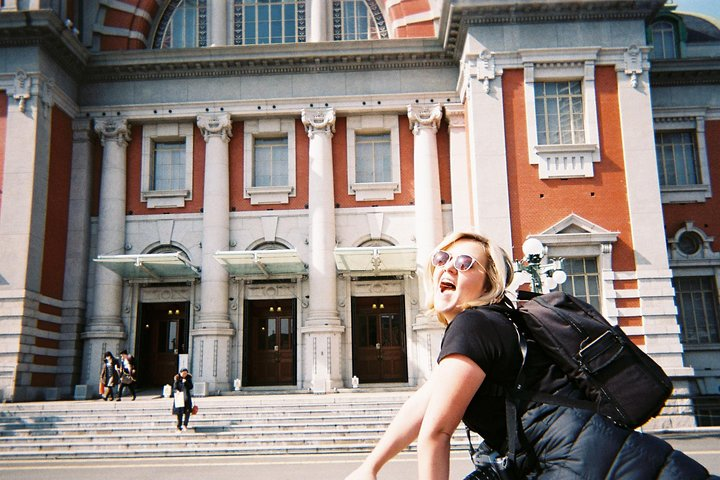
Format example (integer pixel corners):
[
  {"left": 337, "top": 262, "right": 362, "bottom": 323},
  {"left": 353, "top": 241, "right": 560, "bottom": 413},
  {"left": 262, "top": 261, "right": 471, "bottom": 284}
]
[{"left": 1, "top": 433, "right": 718, "bottom": 480}]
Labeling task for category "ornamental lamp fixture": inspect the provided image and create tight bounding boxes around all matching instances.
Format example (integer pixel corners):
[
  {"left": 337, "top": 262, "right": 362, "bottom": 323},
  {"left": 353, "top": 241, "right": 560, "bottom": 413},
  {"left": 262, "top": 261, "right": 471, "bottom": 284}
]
[{"left": 515, "top": 238, "right": 567, "bottom": 293}]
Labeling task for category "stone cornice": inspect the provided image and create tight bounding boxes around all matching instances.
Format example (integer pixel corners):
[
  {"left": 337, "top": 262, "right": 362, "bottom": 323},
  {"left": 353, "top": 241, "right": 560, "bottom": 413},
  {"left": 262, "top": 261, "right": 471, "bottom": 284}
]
[
  {"left": 0, "top": 10, "right": 89, "bottom": 79},
  {"left": 85, "top": 40, "right": 454, "bottom": 83},
  {"left": 650, "top": 58, "right": 720, "bottom": 86},
  {"left": 443, "top": 0, "right": 665, "bottom": 59}
]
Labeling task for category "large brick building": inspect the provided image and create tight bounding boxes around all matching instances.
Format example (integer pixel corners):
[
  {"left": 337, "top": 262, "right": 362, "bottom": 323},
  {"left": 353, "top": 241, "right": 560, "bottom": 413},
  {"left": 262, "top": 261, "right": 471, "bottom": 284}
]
[{"left": 0, "top": 0, "right": 718, "bottom": 428}]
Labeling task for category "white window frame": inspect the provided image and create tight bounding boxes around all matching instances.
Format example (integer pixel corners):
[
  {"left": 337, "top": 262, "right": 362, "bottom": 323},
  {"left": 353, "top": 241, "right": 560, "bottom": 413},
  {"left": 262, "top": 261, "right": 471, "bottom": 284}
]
[
  {"left": 141, "top": 123, "right": 194, "bottom": 208},
  {"left": 521, "top": 48, "right": 601, "bottom": 179},
  {"left": 346, "top": 115, "right": 400, "bottom": 201},
  {"left": 653, "top": 112, "right": 711, "bottom": 204},
  {"left": 244, "top": 119, "right": 296, "bottom": 205}
]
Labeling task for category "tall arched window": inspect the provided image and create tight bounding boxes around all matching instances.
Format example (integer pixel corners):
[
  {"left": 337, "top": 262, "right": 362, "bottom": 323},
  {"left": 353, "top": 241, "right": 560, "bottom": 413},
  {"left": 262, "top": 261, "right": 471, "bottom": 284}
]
[
  {"left": 650, "top": 20, "right": 678, "bottom": 59},
  {"left": 333, "top": 0, "right": 386, "bottom": 40},
  {"left": 233, "top": 0, "right": 306, "bottom": 45},
  {"left": 154, "top": 0, "right": 208, "bottom": 49}
]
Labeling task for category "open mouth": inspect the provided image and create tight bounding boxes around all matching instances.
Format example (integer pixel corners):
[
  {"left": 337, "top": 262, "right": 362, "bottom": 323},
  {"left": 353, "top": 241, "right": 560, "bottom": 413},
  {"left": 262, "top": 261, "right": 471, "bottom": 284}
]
[{"left": 439, "top": 279, "right": 456, "bottom": 293}]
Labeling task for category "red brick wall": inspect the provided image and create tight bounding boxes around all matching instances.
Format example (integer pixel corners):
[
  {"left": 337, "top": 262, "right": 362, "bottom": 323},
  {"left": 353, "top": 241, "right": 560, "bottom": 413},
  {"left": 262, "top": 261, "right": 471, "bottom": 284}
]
[
  {"left": 40, "top": 107, "right": 73, "bottom": 300},
  {"left": 503, "top": 67, "right": 636, "bottom": 272}
]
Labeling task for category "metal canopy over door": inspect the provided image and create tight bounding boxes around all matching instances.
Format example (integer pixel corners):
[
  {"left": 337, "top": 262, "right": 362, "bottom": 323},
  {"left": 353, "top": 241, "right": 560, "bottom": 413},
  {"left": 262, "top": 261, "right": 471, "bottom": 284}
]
[
  {"left": 246, "top": 299, "right": 296, "bottom": 386},
  {"left": 352, "top": 295, "right": 408, "bottom": 383},
  {"left": 137, "top": 302, "right": 189, "bottom": 386}
]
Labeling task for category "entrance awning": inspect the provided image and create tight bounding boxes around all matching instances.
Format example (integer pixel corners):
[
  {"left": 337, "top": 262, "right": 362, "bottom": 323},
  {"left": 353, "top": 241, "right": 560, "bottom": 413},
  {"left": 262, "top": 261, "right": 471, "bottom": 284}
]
[
  {"left": 94, "top": 253, "right": 201, "bottom": 280},
  {"left": 214, "top": 250, "right": 307, "bottom": 277},
  {"left": 334, "top": 246, "right": 417, "bottom": 274}
]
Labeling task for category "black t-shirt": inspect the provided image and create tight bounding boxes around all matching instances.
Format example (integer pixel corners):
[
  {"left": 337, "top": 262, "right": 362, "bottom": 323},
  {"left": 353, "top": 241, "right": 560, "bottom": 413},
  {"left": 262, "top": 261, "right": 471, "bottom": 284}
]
[{"left": 437, "top": 304, "right": 570, "bottom": 450}]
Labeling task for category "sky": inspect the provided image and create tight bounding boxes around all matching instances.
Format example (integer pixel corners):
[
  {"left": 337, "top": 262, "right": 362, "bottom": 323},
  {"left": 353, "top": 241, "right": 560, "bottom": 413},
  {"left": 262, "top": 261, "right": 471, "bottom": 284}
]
[{"left": 669, "top": 0, "right": 720, "bottom": 18}]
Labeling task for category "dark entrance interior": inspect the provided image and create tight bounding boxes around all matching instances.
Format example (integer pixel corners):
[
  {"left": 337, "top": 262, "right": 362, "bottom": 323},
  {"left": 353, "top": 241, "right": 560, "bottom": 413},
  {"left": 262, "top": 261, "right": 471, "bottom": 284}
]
[
  {"left": 244, "top": 298, "right": 296, "bottom": 386},
  {"left": 352, "top": 295, "right": 408, "bottom": 383},
  {"left": 137, "top": 302, "right": 190, "bottom": 387}
]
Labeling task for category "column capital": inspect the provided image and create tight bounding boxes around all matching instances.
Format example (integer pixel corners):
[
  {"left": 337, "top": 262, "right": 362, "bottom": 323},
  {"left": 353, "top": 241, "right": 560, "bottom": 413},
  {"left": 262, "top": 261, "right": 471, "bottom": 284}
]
[
  {"left": 301, "top": 107, "right": 335, "bottom": 139},
  {"left": 444, "top": 103, "right": 466, "bottom": 129},
  {"left": 407, "top": 104, "right": 442, "bottom": 135},
  {"left": 94, "top": 118, "right": 131, "bottom": 148},
  {"left": 72, "top": 118, "right": 93, "bottom": 143},
  {"left": 197, "top": 112, "right": 233, "bottom": 143}
]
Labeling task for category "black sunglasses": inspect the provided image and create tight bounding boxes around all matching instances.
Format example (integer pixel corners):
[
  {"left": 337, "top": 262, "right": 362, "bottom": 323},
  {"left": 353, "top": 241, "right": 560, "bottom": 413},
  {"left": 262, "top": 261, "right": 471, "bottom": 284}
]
[{"left": 431, "top": 250, "right": 481, "bottom": 272}]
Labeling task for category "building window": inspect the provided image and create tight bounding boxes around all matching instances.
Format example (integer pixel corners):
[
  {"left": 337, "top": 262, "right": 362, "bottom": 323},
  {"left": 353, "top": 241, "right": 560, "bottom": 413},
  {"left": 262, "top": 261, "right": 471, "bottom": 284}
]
[
  {"left": 673, "top": 276, "right": 720, "bottom": 345},
  {"left": 656, "top": 131, "right": 698, "bottom": 186},
  {"left": 152, "top": 141, "right": 186, "bottom": 191},
  {"left": 244, "top": 119, "right": 296, "bottom": 205},
  {"left": 522, "top": 53, "right": 601, "bottom": 179},
  {"left": 693, "top": 396, "right": 720, "bottom": 427},
  {"left": 141, "top": 124, "right": 194, "bottom": 208},
  {"left": 558, "top": 257, "right": 601, "bottom": 311},
  {"left": 233, "top": 0, "right": 306, "bottom": 45},
  {"left": 535, "top": 81, "right": 585, "bottom": 146},
  {"left": 650, "top": 21, "right": 677, "bottom": 59},
  {"left": 154, "top": 0, "right": 208, "bottom": 49},
  {"left": 333, "top": 0, "right": 380, "bottom": 40},
  {"left": 355, "top": 133, "right": 391, "bottom": 183},
  {"left": 346, "top": 115, "right": 400, "bottom": 201},
  {"left": 253, "top": 136, "right": 289, "bottom": 187}
]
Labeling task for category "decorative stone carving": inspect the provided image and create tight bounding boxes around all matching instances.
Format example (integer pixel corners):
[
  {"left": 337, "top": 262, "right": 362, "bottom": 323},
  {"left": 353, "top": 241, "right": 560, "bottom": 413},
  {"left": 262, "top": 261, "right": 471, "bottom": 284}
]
[
  {"left": 444, "top": 103, "right": 465, "bottom": 129},
  {"left": 196, "top": 113, "right": 233, "bottom": 143},
  {"left": 624, "top": 45, "right": 644, "bottom": 88},
  {"left": 13, "top": 69, "right": 31, "bottom": 112},
  {"left": 476, "top": 49, "right": 496, "bottom": 93},
  {"left": 94, "top": 118, "right": 131, "bottom": 148},
  {"left": 407, "top": 104, "right": 442, "bottom": 135},
  {"left": 301, "top": 107, "right": 336, "bottom": 139}
]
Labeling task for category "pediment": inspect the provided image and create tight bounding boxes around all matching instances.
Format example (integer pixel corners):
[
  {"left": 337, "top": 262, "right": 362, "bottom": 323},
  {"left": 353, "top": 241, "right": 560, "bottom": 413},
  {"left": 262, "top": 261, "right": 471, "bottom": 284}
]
[{"left": 535, "top": 213, "right": 619, "bottom": 245}]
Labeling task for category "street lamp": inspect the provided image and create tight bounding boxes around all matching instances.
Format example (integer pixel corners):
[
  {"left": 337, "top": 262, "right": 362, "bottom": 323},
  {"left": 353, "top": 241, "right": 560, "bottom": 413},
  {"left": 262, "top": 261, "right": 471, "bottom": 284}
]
[{"left": 515, "top": 238, "right": 567, "bottom": 293}]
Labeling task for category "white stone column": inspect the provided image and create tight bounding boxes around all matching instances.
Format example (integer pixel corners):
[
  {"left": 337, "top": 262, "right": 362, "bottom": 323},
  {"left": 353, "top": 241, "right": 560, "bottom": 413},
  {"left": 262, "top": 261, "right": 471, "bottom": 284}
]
[
  {"left": 444, "top": 103, "right": 473, "bottom": 232},
  {"left": 193, "top": 113, "right": 235, "bottom": 394},
  {"left": 616, "top": 48, "right": 694, "bottom": 428},
  {"left": 463, "top": 50, "right": 513, "bottom": 252},
  {"left": 407, "top": 104, "right": 445, "bottom": 384},
  {"left": 307, "top": 0, "right": 328, "bottom": 42},
  {"left": 63, "top": 119, "right": 94, "bottom": 396},
  {"left": 300, "top": 107, "right": 344, "bottom": 392},
  {"left": 209, "top": 0, "right": 227, "bottom": 46},
  {"left": 407, "top": 104, "right": 444, "bottom": 301},
  {"left": 81, "top": 118, "right": 130, "bottom": 384}
]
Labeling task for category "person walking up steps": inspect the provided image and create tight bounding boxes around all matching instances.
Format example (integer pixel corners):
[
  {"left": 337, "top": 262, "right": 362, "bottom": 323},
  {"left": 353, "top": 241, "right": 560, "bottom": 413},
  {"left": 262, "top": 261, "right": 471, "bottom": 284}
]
[
  {"left": 117, "top": 350, "right": 137, "bottom": 401},
  {"left": 99, "top": 351, "right": 119, "bottom": 401},
  {"left": 172, "top": 368, "right": 193, "bottom": 432}
]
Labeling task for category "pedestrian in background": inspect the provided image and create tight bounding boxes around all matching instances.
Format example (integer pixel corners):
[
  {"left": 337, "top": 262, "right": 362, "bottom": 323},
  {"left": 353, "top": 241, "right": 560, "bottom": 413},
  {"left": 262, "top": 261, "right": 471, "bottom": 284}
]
[
  {"left": 117, "top": 350, "right": 137, "bottom": 401},
  {"left": 172, "top": 368, "right": 193, "bottom": 432},
  {"left": 99, "top": 351, "right": 119, "bottom": 401}
]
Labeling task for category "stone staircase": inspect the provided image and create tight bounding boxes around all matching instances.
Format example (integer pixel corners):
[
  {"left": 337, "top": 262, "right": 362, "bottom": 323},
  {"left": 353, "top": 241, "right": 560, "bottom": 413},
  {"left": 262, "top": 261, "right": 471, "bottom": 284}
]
[{"left": 0, "top": 390, "right": 475, "bottom": 459}]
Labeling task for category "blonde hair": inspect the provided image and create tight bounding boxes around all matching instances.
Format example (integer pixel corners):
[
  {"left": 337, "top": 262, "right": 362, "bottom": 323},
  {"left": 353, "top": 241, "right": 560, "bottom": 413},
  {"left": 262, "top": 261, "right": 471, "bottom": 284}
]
[{"left": 426, "top": 231, "right": 514, "bottom": 325}]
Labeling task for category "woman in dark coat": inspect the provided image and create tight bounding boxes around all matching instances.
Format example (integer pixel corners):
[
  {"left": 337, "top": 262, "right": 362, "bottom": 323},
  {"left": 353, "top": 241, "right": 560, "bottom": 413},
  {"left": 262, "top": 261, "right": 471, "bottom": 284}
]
[
  {"left": 345, "top": 231, "right": 717, "bottom": 480},
  {"left": 172, "top": 368, "right": 193, "bottom": 432},
  {"left": 99, "top": 351, "right": 119, "bottom": 401}
]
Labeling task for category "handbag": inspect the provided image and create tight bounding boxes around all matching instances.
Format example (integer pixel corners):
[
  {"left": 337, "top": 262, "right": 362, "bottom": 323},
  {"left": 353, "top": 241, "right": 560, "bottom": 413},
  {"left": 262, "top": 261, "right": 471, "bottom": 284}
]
[
  {"left": 99, "top": 382, "right": 105, "bottom": 395},
  {"left": 173, "top": 391, "right": 185, "bottom": 408},
  {"left": 191, "top": 404, "right": 198, "bottom": 415},
  {"left": 121, "top": 373, "right": 134, "bottom": 385}
]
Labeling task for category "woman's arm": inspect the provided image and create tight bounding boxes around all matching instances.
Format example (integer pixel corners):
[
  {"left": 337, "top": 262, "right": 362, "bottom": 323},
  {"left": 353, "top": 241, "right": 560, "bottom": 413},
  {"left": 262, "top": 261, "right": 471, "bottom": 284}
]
[
  {"left": 344, "top": 380, "right": 434, "bottom": 480},
  {"left": 417, "top": 354, "right": 486, "bottom": 480}
]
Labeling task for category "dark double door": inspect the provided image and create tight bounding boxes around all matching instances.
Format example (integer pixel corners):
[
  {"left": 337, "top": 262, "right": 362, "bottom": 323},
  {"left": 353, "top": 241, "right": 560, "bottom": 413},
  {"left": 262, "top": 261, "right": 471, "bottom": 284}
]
[
  {"left": 245, "top": 299, "right": 296, "bottom": 386},
  {"left": 352, "top": 296, "right": 408, "bottom": 383},
  {"left": 137, "top": 302, "right": 189, "bottom": 387}
]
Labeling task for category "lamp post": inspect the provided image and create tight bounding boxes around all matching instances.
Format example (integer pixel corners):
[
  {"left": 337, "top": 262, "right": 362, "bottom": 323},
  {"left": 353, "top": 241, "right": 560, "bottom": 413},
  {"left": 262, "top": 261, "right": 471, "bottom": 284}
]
[{"left": 515, "top": 238, "right": 568, "bottom": 293}]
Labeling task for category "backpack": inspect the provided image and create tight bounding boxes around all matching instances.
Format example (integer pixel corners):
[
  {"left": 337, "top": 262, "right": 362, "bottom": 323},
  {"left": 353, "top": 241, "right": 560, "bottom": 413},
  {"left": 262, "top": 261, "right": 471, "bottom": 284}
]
[{"left": 511, "top": 291, "right": 673, "bottom": 429}]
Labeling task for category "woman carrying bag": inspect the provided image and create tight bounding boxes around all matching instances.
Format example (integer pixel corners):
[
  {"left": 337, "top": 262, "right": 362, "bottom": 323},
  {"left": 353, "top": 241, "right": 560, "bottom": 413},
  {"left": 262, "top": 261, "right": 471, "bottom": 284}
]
[{"left": 172, "top": 368, "right": 194, "bottom": 432}]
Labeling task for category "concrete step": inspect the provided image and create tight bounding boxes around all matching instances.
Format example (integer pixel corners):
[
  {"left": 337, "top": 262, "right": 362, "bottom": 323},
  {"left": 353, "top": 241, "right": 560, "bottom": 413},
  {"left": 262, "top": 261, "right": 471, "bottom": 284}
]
[{"left": 0, "top": 391, "right": 478, "bottom": 459}]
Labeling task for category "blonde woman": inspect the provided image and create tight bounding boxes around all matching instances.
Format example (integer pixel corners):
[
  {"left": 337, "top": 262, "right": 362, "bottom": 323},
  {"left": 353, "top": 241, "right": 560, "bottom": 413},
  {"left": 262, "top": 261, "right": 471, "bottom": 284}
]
[{"left": 345, "top": 231, "right": 714, "bottom": 480}]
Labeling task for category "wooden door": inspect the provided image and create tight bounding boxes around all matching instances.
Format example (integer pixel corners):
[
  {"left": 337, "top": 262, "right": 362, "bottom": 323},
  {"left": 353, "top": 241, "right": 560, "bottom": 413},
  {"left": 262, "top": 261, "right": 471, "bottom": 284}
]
[
  {"left": 246, "top": 299, "right": 296, "bottom": 386},
  {"left": 352, "top": 296, "right": 408, "bottom": 383},
  {"left": 137, "top": 302, "right": 189, "bottom": 386}
]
